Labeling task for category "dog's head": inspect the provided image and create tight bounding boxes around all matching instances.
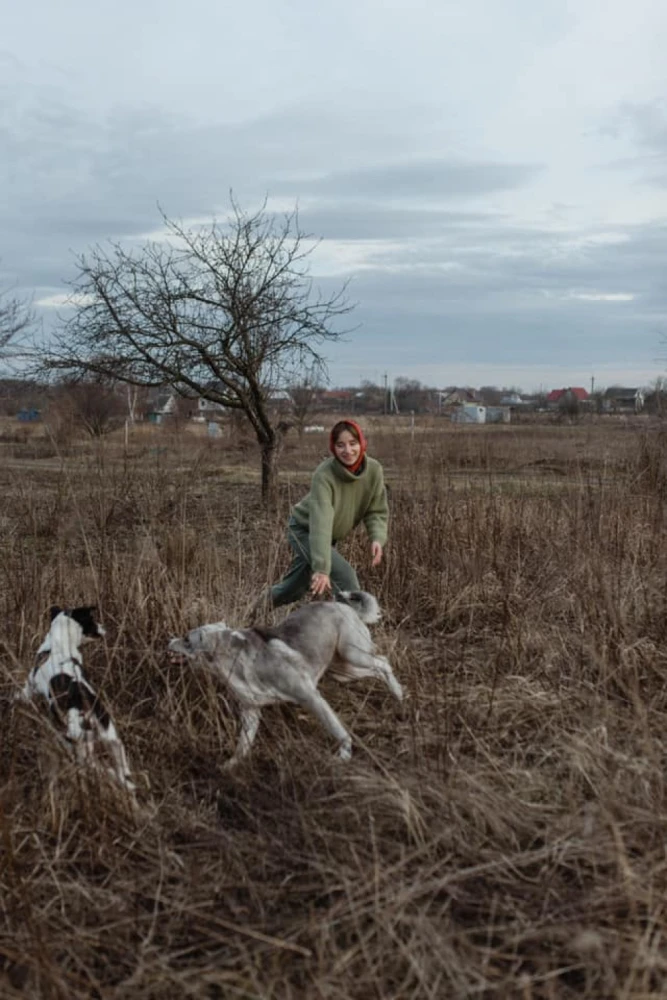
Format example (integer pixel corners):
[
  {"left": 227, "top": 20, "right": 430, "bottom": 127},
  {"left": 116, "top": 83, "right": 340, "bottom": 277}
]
[
  {"left": 50, "top": 605, "right": 106, "bottom": 640},
  {"left": 335, "top": 591, "right": 381, "bottom": 625},
  {"left": 168, "top": 622, "right": 230, "bottom": 662}
]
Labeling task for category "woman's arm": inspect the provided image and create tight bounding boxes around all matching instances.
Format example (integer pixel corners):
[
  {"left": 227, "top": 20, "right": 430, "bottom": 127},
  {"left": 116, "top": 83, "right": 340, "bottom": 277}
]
[
  {"left": 363, "top": 466, "right": 389, "bottom": 549},
  {"left": 308, "top": 473, "right": 336, "bottom": 575}
]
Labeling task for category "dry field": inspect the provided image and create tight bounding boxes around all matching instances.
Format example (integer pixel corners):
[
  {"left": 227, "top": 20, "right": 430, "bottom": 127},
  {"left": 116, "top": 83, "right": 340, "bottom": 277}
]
[{"left": 2, "top": 417, "right": 667, "bottom": 998}]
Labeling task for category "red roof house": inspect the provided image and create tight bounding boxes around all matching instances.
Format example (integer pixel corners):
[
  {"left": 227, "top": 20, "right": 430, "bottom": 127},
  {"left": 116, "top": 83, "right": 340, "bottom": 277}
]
[{"left": 546, "top": 387, "right": 589, "bottom": 405}]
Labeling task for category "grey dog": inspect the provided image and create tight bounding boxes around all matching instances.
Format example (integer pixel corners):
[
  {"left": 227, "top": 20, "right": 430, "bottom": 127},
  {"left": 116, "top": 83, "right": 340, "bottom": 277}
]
[{"left": 168, "top": 591, "right": 403, "bottom": 766}]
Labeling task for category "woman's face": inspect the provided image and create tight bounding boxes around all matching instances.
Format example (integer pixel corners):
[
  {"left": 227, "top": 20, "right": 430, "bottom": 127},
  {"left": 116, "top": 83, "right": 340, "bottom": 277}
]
[{"left": 334, "top": 429, "right": 362, "bottom": 467}]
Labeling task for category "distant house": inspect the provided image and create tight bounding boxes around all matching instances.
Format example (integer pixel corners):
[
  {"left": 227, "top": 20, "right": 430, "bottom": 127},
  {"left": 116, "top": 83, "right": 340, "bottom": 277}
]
[
  {"left": 145, "top": 391, "right": 177, "bottom": 424},
  {"left": 546, "top": 387, "right": 589, "bottom": 408},
  {"left": 268, "top": 389, "right": 292, "bottom": 414},
  {"left": 438, "top": 387, "right": 481, "bottom": 411},
  {"left": 499, "top": 392, "right": 524, "bottom": 407},
  {"left": 485, "top": 406, "right": 511, "bottom": 424},
  {"left": 319, "top": 389, "right": 354, "bottom": 411},
  {"left": 194, "top": 397, "right": 226, "bottom": 422},
  {"left": 451, "top": 403, "right": 486, "bottom": 424},
  {"left": 603, "top": 387, "right": 645, "bottom": 413}
]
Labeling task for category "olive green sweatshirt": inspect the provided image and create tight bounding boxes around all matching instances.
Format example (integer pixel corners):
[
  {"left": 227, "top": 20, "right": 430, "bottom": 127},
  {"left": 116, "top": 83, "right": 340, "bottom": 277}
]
[{"left": 291, "top": 457, "right": 389, "bottom": 575}]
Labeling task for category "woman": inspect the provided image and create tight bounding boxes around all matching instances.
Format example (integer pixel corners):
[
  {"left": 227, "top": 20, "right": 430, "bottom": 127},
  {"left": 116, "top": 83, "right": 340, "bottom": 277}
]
[{"left": 268, "top": 419, "right": 388, "bottom": 608}]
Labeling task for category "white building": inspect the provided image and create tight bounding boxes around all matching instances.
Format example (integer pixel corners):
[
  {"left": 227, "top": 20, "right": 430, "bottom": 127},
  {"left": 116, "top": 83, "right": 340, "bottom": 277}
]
[{"left": 451, "top": 404, "right": 486, "bottom": 424}]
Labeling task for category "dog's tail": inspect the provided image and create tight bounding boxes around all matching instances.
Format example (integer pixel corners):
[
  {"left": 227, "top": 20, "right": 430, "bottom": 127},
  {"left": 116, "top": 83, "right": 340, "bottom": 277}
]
[{"left": 335, "top": 590, "right": 381, "bottom": 625}]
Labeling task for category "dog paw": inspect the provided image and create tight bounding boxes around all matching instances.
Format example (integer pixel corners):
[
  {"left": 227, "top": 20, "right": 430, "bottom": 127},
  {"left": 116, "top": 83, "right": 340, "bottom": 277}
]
[{"left": 390, "top": 680, "right": 404, "bottom": 701}]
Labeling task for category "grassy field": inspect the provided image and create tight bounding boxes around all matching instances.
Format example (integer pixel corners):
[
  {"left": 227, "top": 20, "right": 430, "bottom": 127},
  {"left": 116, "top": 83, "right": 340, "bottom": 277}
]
[{"left": 2, "top": 417, "right": 667, "bottom": 998}]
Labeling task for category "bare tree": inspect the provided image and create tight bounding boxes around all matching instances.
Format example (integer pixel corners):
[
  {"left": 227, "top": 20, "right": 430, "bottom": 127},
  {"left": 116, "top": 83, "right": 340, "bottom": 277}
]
[
  {"left": 1, "top": 282, "right": 34, "bottom": 365},
  {"left": 39, "top": 200, "right": 352, "bottom": 500},
  {"left": 646, "top": 377, "right": 667, "bottom": 418},
  {"left": 54, "top": 377, "right": 126, "bottom": 437},
  {"left": 288, "top": 368, "right": 322, "bottom": 436},
  {"left": 556, "top": 388, "right": 581, "bottom": 422},
  {"left": 589, "top": 385, "right": 607, "bottom": 416},
  {"left": 394, "top": 376, "right": 430, "bottom": 413}
]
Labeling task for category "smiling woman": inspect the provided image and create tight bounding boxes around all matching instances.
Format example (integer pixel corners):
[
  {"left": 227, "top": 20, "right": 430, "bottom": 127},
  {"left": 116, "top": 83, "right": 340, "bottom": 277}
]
[{"left": 257, "top": 419, "right": 388, "bottom": 612}]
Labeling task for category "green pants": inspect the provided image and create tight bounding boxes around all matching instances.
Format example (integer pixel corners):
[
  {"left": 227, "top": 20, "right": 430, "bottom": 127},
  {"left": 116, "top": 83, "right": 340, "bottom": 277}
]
[{"left": 270, "top": 519, "right": 360, "bottom": 608}]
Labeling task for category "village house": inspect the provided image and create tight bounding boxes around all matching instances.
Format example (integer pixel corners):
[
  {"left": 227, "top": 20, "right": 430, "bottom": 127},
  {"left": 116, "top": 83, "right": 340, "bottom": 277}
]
[
  {"left": 193, "top": 397, "right": 226, "bottom": 422},
  {"left": 602, "top": 387, "right": 645, "bottom": 413},
  {"left": 438, "top": 387, "right": 481, "bottom": 413},
  {"left": 451, "top": 404, "right": 487, "bottom": 424},
  {"left": 499, "top": 391, "right": 525, "bottom": 407},
  {"left": 318, "top": 389, "right": 355, "bottom": 412},
  {"left": 546, "top": 387, "right": 589, "bottom": 410},
  {"left": 145, "top": 391, "right": 178, "bottom": 424}
]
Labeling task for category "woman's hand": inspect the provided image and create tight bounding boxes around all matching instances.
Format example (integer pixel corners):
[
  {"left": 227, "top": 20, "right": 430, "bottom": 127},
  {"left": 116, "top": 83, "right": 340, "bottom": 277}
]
[
  {"left": 310, "top": 572, "right": 331, "bottom": 596},
  {"left": 370, "top": 541, "right": 383, "bottom": 567}
]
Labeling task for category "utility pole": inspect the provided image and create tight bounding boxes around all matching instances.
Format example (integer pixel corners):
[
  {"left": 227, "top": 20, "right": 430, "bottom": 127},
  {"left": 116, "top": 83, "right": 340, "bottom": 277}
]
[
  {"left": 591, "top": 375, "right": 595, "bottom": 396},
  {"left": 390, "top": 386, "right": 399, "bottom": 414},
  {"left": 383, "top": 372, "right": 388, "bottom": 416}
]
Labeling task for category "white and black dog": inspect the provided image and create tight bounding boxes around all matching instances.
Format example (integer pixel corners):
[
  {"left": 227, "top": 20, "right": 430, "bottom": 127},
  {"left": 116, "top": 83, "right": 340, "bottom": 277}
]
[
  {"left": 168, "top": 591, "right": 403, "bottom": 768},
  {"left": 20, "top": 606, "right": 135, "bottom": 794}
]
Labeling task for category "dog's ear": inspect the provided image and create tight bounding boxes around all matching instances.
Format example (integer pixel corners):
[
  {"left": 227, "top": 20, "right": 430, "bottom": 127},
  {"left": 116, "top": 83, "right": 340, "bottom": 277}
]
[
  {"left": 50, "top": 605, "right": 63, "bottom": 621},
  {"left": 194, "top": 625, "right": 230, "bottom": 656},
  {"left": 70, "top": 606, "right": 103, "bottom": 637},
  {"left": 71, "top": 605, "right": 97, "bottom": 617},
  {"left": 180, "top": 628, "right": 208, "bottom": 654}
]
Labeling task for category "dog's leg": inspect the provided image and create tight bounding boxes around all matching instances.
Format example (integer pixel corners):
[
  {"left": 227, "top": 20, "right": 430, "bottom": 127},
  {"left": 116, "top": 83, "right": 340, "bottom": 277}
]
[
  {"left": 15, "top": 679, "right": 33, "bottom": 703},
  {"left": 66, "top": 707, "right": 87, "bottom": 745},
  {"left": 295, "top": 688, "right": 353, "bottom": 761},
  {"left": 82, "top": 688, "right": 136, "bottom": 794},
  {"left": 99, "top": 720, "right": 136, "bottom": 793},
  {"left": 225, "top": 708, "right": 262, "bottom": 769},
  {"left": 70, "top": 724, "right": 98, "bottom": 772},
  {"left": 335, "top": 646, "right": 404, "bottom": 701}
]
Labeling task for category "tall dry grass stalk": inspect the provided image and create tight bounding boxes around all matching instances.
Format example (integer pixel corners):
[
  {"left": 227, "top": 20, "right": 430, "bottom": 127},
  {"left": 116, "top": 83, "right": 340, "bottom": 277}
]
[{"left": 1, "top": 421, "right": 667, "bottom": 997}]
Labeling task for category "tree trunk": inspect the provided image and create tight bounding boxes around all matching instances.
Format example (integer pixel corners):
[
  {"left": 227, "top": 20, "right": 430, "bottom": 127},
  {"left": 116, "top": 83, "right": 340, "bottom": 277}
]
[{"left": 260, "top": 438, "right": 278, "bottom": 505}]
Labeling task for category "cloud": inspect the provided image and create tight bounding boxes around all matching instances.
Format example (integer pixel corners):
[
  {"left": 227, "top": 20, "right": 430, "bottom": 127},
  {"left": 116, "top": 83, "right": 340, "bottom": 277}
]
[
  {"left": 278, "top": 159, "right": 542, "bottom": 202},
  {"left": 2, "top": 0, "right": 667, "bottom": 392},
  {"left": 567, "top": 292, "right": 635, "bottom": 302},
  {"left": 612, "top": 101, "right": 667, "bottom": 152},
  {"left": 601, "top": 101, "right": 667, "bottom": 187},
  {"left": 294, "top": 205, "right": 500, "bottom": 242},
  {"left": 35, "top": 292, "right": 95, "bottom": 309}
]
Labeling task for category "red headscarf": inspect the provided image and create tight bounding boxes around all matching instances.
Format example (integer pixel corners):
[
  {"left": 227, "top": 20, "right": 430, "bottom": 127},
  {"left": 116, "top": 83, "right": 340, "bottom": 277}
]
[{"left": 329, "top": 419, "right": 368, "bottom": 475}]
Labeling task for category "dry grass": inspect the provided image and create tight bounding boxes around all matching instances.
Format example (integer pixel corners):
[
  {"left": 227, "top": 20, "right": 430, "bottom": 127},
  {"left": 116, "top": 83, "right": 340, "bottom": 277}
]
[{"left": 2, "top": 418, "right": 667, "bottom": 998}]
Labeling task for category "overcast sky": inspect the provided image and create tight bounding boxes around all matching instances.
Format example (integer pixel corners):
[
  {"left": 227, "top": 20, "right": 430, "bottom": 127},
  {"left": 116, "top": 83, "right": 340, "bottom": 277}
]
[{"left": 2, "top": 0, "right": 667, "bottom": 391}]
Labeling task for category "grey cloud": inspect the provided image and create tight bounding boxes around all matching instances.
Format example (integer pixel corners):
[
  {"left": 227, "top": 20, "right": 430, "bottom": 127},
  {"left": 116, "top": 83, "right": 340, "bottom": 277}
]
[
  {"left": 3, "top": 92, "right": 460, "bottom": 288},
  {"left": 601, "top": 101, "right": 667, "bottom": 186},
  {"left": 341, "top": 219, "right": 667, "bottom": 303},
  {"left": 309, "top": 220, "right": 667, "bottom": 372},
  {"left": 1, "top": 77, "right": 665, "bottom": 385},
  {"left": 277, "top": 159, "right": 543, "bottom": 201},
  {"left": 615, "top": 101, "right": 667, "bottom": 151},
  {"left": 323, "top": 306, "right": 651, "bottom": 379},
  {"left": 0, "top": 89, "right": 535, "bottom": 296},
  {"left": 292, "top": 205, "right": 503, "bottom": 241},
  {"left": 323, "top": 287, "right": 657, "bottom": 373},
  {"left": 1, "top": 100, "right": 263, "bottom": 290}
]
